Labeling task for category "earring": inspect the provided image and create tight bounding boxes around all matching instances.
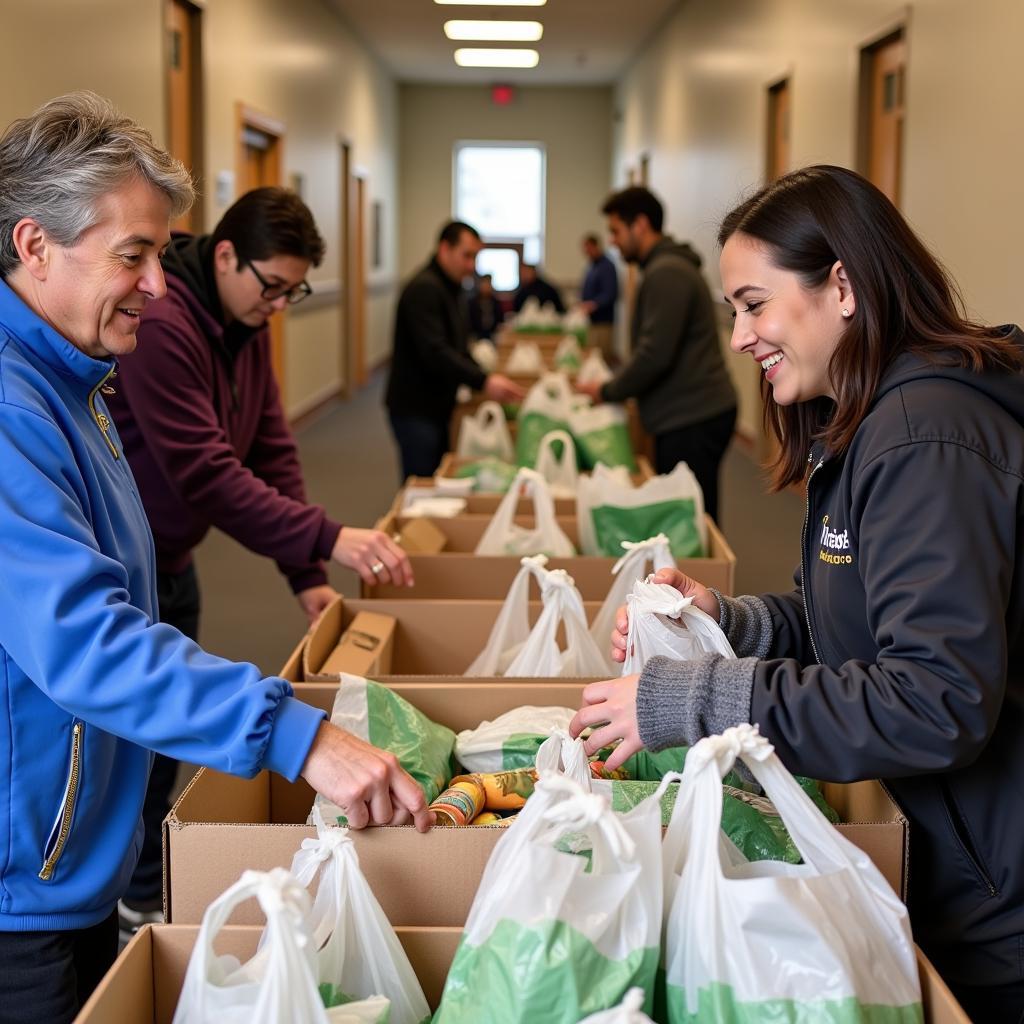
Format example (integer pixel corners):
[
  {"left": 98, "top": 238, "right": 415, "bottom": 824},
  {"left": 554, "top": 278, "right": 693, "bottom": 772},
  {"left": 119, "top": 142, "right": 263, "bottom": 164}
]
[{"left": 841, "top": 308, "right": 851, "bottom": 318}]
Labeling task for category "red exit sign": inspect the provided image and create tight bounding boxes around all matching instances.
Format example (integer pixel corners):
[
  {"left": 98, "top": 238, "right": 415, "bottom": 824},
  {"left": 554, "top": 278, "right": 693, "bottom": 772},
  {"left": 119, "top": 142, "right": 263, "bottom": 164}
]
[{"left": 491, "top": 84, "right": 516, "bottom": 106}]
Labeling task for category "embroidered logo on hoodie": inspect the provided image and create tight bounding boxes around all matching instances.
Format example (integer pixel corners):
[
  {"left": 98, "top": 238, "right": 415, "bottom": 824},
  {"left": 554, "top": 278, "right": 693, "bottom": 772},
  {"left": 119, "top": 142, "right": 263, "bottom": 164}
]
[{"left": 818, "top": 514, "right": 854, "bottom": 566}]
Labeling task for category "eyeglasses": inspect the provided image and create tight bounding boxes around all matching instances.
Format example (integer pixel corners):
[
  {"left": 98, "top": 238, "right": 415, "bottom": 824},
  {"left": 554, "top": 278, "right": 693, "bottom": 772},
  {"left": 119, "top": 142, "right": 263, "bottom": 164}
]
[{"left": 245, "top": 261, "right": 313, "bottom": 305}]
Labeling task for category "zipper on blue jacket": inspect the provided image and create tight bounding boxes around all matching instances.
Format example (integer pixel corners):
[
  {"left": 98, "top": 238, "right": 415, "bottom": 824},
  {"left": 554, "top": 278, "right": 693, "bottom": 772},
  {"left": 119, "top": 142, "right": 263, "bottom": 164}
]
[
  {"left": 89, "top": 367, "right": 120, "bottom": 460},
  {"left": 800, "top": 452, "right": 825, "bottom": 664},
  {"left": 39, "top": 721, "right": 84, "bottom": 881}
]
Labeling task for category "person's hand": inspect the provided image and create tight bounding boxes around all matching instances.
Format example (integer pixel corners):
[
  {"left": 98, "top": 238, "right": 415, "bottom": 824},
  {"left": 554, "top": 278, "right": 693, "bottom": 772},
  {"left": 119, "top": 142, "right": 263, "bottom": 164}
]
[
  {"left": 301, "top": 722, "right": 434, "bottom": 832},
  {"left": 569, "top": 675, "right": 642, "bottom": 772},
  {"left": 331, "top": 527, "right": 414, "bottom": 588},
  {"left": 575, "top": 379, "right": 604, "bottom": 403},
  {"left": 296, "top": 584, "right": 338, "bottom": 626},
  {"left": 484, "top": 373, "right": 526, "bottom": 404},
  {"left": 610, "top": 567, "right": 719, "bottom": 664},
  {"left": 578, "top": 300, "right": 597, "bottom": 315}
]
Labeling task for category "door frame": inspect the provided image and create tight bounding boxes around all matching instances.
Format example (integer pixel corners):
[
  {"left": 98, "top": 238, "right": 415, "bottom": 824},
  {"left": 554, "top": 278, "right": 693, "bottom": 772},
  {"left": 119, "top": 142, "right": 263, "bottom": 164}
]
[{"left": 164, "top": 0, "right": 205, "bottom": 230}]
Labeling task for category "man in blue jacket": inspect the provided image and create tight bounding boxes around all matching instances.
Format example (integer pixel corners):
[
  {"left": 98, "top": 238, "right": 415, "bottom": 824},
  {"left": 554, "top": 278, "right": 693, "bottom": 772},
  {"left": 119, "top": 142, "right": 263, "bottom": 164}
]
[
  {"left": 0, "top": 93, "right": 431, "bottom": 1024},
  {"left": 579, "top": 233, "right": 618, "bottom": 362}
]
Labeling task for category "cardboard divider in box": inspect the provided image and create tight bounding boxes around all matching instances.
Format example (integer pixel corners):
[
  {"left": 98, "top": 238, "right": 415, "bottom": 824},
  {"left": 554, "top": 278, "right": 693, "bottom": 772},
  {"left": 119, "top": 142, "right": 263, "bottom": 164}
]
[
  {"left": 164, "top": 680, "right": 909, "bottom": 927},
  {"left": 78, "top": 923, "right": 971, "bottom": 1024},
  {"left": 374, "top": 510, "right": 736, "bottom": 596},
  {"left": 280, "top": 595, "right": 607, "bottom": 681}
]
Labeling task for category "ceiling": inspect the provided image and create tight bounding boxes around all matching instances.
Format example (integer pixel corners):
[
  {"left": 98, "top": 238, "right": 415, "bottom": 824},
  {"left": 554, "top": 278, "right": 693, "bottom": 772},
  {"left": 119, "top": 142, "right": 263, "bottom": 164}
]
[{"left": 326, "top": 0, "right": 683, "bottom": 85}]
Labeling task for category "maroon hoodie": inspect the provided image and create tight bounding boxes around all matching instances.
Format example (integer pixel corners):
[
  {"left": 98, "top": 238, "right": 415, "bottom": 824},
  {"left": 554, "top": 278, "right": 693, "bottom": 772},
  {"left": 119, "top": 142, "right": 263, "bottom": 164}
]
[{"left": 107, "top": 234, "right": 341, "bottom": 594}]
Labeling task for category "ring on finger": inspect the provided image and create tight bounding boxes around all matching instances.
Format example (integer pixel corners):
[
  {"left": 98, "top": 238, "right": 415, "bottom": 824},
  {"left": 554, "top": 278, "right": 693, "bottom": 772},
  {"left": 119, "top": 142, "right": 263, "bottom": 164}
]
[{"left": 370, "top": 560, "right": 385, "bottom": 575}]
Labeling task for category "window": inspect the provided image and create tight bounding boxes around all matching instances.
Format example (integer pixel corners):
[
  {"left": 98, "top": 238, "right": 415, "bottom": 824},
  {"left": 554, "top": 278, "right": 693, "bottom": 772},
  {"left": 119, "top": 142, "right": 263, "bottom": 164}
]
[{"left": 453, "top": 141, "right": 545, "bottom": 291}]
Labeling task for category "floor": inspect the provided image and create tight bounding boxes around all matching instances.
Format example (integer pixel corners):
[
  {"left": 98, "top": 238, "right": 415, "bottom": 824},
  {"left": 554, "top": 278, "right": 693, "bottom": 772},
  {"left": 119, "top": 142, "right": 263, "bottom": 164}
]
[{"left": 191, "top": 376, "right": 806, "bottom": 676}]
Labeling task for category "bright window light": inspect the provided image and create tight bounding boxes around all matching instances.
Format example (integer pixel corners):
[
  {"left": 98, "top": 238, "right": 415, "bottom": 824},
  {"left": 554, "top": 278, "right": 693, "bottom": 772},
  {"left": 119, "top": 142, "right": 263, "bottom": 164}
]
[
  {"left": 445, "top": 20, "right": 543, "bottom": 42},
  {"left": 454, "top": 48, "right": 539, "bottom": 68},
  {"left": 436, "top": 0, "right": 545, "bottom": 6},
  {"left": 454, "top": 142, "right": 545, "bottom": 279}
]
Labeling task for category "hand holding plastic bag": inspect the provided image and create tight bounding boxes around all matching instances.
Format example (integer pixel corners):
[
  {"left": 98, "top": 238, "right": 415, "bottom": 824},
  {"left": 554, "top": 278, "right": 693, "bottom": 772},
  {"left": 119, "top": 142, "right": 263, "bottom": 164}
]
[
  {"left": 173, "top": 868, "right": 329, "bottom": 1024},
  {"left": 659, "top": 725, "right": 922, "bottom": 1022},
  {"left": 288, "top": 807, "right": 430, "bottom": 1023}
]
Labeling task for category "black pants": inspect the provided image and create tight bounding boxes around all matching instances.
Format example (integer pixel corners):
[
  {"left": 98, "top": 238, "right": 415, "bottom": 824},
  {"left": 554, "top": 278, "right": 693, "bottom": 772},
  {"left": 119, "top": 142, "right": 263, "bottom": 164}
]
[
  {"left": 123, "top": 564, "right": 201, "bottom": 906},
  {"left": 0, "top": 909, "right": 118, "bottom": 1023},
  {"left": 654, "top": 406, "right": 737, "bottom": 524},
  {"left": 952, "top": 975, "right": 1024, "bottom": 1023},
  {"left": 388, "top": 411, "right": 449, "bottom": 481}
]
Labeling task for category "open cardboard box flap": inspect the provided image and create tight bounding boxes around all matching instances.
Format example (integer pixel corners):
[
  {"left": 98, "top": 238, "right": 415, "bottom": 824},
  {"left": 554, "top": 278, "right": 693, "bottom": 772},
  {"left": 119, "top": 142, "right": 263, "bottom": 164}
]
[
  {"left": 78, "top": 926, "right": 969, "bottom": 1023},
  {"left": 165, "top": 679, "right": 908, "bottom": 928}
]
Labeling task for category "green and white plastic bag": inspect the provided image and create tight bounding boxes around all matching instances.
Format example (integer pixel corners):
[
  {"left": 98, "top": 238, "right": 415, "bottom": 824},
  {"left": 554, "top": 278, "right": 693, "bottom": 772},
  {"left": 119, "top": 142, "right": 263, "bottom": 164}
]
[
  {"left": 315, "top": 675, "right": 456, "bottom": 818},
  {"left": 433, "top": 773, "right": 666, "bottom": 1024},
  {"left": 474, "top": 467, "right": 576, "bottom": 557},
  {"left": 554, "top": 333, "right": 583, "bottom": 371},
  {"left": 589, "top": 535, "right": 676, "bottom": 674},
  {"left": 506, "top": 340, "right": 545, "bottom": 375},
  {"left": 286, "top": 808, "right": 430, "bottom": 1023},
  {"left": 659, "top": 725, "right": 922, "bottom": 1023},
  {"left": 173, "top": 868, "right": 332, "bottom": 1024},
  {"left": 516, "top": 372, "right": 575, "bottom": 467},
  {"left": 577, "top": 461, "right": 706, "bottom": 557},
  {"left": 534, "top": 429, "right": 579, "bottom": 498},
  {"left": 564, "top": 307, "right": 590, "bottom": 347},
  {"left": 577, "top": 349, "right": 614, "bottom": 388},
  {"left": 569, "top": 403, "right": 637, "bottom": 472},
  {"left": 453, "top": 456, "right": 518, "bottom": 493},
  {"left": 455, "top": 705, "right": 578, "bottom": 773},
  {"left": 622, "top": 578, "right": 735, "bottom": 676},
  {"left": 456, "top": 400, "right": 515, "bottom": 462}
]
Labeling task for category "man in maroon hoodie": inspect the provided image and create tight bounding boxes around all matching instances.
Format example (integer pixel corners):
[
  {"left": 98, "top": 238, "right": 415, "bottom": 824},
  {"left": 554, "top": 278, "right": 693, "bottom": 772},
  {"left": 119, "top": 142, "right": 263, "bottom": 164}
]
[{"left": 107, "top": 186, "right": 412, "bottom": 932}]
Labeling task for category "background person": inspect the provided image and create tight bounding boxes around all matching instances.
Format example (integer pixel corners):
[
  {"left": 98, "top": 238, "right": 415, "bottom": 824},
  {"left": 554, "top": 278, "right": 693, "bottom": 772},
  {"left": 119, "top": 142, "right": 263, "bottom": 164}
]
[
  {"left": 106, "top": 185, "right": 413, "bottom": 934},
  {"left": 577, "top": 186, "right": 737, "bottom": 523},
  {"left": 467, "top": 272, "right": 504, "bottom": 340},
  {"left": 512, "top": 262, "right": 566, "bottom": 314},
  {"left": 385, "top": 221, "right": 523, "bottom": 479},
  {"left": 572, "top": 166, "right": 1024, "bottom": 1023},
  {"left": 0, "top": 92, "right": 430, "bottom": 1023},
  {"left": 578, "top": 232, "right": 619, "bottom": 362}
]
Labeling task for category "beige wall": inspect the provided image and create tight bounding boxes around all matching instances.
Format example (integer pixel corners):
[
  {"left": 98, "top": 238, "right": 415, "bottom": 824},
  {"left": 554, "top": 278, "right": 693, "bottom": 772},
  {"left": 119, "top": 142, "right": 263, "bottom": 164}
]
[
  {"left": 398, "top": 84, "right": 614, "bottom": 293},
  {"left": 1, "top": 0, "right": 399, "bottom": 417},
  {"left": 614, "top": 0, "right": 1024, "bottom": 439}
]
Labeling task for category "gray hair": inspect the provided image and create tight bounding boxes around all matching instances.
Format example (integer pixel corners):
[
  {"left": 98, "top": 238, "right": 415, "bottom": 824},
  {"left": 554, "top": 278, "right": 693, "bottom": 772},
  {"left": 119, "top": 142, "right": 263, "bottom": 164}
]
[{"left": 0, "top": 91, "right": 194, "bottom": 277}]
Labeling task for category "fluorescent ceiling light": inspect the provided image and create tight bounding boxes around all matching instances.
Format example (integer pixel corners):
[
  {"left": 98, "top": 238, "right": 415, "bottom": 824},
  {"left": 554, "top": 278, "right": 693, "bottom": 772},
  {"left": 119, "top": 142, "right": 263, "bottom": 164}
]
[
  {"left": 436, "top": 0, "right": 545, "bottom": 6},
  {"left": 454, "top": 47, "right": 540, "bottom": 68},
  {"left": 445, "top": 20, "right": 543, "bottom": 41}
]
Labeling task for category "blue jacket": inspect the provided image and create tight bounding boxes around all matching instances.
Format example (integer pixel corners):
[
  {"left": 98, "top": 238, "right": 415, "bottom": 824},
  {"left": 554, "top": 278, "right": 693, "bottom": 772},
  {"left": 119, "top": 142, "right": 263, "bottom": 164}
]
[
  {"left": 0, "top": 279, "right": 325, "bottom": 931},
  {"left": 580, "top": 253, "right": 618, "bottom": 324}
]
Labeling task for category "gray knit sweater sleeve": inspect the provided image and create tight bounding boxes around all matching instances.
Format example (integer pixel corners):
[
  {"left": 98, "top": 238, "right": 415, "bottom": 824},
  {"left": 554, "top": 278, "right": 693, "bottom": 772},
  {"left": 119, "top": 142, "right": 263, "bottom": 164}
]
[{"left": 708, "top": 589, "right": 774, "bottom": 658}]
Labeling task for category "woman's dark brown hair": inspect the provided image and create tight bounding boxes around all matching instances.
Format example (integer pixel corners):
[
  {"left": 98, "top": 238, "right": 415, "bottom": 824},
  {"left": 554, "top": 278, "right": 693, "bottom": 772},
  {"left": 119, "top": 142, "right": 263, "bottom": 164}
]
[{"left": 718, "top": 165, "right": 1023, "bottom": 490}]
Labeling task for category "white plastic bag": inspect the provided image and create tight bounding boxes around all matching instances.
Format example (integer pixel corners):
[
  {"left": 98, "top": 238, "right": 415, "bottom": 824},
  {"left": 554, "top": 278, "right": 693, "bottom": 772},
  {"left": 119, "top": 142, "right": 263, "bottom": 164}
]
[
  {"left": 622, "top": 578, "right": 735, "bottom": 676},
  {"left": 577, "top": 461, "right": 707, "bottom": 557},
  {"left": 553, "top": 333, "right": 582, "bottom": 371},
  {"left": 456, "top": 400, "right": 515, "bottom": 462},
  {"left": 515, "top": 296, "right": 543, "bottom": 328},
  {"left": 577, "top": 349, "right": 614, "bottom": 388},
  {"left": 661, "top": 725, "right": 922, "bottom": 1022},
  {"left": 401, "top": 495, "right": 466, "bottom": 518},
  {"left": 534, "top": 728, "right": 592, "bottom": 787},
  {"left": 173, "top": 868, "right": 329, "bottom": 1024},
  {"left": 534, "top": 429, "right": 579, "bottom": 498},
  {"left": 465, "top": 555, "right": 550, "bottom": 676},
  {"left": 505, "top": 340, "right": 545, "bottom": 375},
  {"left": 287, "top": 807, "right": 430, "bottom": 1024},
  {"left": 433, "top": 774, "right": 667, "bottom": 1023},
  {"left": 470, "top": 338, "right": 498, "bottom": 371},
  {"left": 455, "top": 706, "right": 577, "bottom": 773},
  {"left": 577, "top": 990, "right": 655, "bottom": 1024},
  {"left": 589, "top": 535, "right": 676, "bottom": 673},
  {"left": 474, "top": 467, "right": 576, "bottom": 557},
  {"left": 505, "top": 568, "right": 610, "bottom": 678}
]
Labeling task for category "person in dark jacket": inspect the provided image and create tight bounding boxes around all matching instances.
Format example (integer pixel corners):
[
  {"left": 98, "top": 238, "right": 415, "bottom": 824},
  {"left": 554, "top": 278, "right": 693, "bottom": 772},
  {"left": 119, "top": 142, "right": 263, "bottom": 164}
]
[
  {"left": 577, "top": 187, "right": 737, "bottom": 521},
  {"left": 579, "top": 233, "right": 618, "bottom": 361},
  {"left": 107, "top": 186, "right": 413, "bottom": 932},
  {"left": 385, "top": 221, "right": 523, "bottom": 478},
  {"left": 571, "top": 165, "right": 1024, "bottom": 1022},
  {"left": 513, "top": 263, "right": 566, "bottom": 315},
  {"left": 467, "top": 273, "right": 504, "bottom": 340}
]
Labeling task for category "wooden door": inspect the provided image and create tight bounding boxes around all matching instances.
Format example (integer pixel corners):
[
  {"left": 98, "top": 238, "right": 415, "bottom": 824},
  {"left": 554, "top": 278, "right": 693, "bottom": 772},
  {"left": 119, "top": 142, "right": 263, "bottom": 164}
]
[
  {"left": 766, "top": 79, "right": 791, "bottom": 181},
  {"left": 860, "top": 32, "right": 906, "bottom": 206},
  {"left": 166, "top": 0, "right": 202, "bottom": 230},
  {"left": 352, "top": 175, "right": 368, "bottom": 388},
  {"left": 339, "top": 143, "right": 368, "bottom": 395},
  {"left": 235, "top": 105, "right": 286, "bottom": 394}
]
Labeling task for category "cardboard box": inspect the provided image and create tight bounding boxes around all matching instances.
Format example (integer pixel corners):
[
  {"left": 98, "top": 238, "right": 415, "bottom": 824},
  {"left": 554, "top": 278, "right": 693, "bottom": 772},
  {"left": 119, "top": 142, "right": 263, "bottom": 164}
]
[
  {"left": 76, "top": 925, "right": 971, "bottom": 1024},
  {"left": 290, "top": 596, "right": 606, "bottom": 681},
  {"left": 369, "top": 512, "right": 736, "bottom": 597},
  {"left": 386, "top": 516, "right": 447, "bottom": 554},
  {"left": 313, "top": 610, "right": 395, "bottom": 678},
  {"left": 164, "top": 681, "right": 909, "bottom": 926}
]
